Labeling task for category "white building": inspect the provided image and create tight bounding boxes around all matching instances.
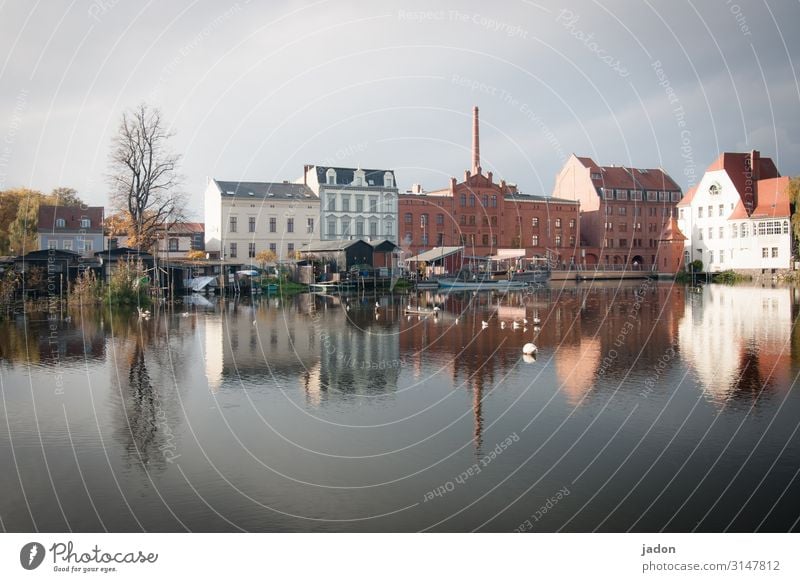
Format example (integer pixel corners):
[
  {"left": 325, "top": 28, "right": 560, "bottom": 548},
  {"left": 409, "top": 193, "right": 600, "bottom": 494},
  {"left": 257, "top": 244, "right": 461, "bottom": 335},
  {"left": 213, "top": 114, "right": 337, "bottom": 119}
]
[
  {"left": 204, "top": 179, "right": 320, "bottom": 261},
  {"left": 677, "top": 151, "right": 792, "bottom": 273},
  {"left": 301, "top": 165, "right": 398, "bottom": 243}
]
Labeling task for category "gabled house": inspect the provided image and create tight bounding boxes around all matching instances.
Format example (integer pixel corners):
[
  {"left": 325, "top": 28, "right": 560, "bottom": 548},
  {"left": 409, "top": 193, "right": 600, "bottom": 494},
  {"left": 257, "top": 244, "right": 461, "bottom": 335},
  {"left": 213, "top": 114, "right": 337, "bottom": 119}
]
[
  {"left": 676, "top": 150, "right": 792, "bottom": 273},
  {"left": 38, "top": 205, "right": 104, "bottom": 255},
  {"left": 552, "top": 154, "right": 683, "bottom": 269}
]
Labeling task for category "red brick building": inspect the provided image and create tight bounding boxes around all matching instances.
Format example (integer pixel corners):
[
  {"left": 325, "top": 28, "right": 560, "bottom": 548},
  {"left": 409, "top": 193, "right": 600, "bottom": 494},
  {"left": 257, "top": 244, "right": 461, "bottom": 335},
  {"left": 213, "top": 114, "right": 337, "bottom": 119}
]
[
  {"left": 552, "top": 154, "right": 684, "bottom": 268},
  {"left": 398, "top": 107, "right": 581, "bottom": 266}
]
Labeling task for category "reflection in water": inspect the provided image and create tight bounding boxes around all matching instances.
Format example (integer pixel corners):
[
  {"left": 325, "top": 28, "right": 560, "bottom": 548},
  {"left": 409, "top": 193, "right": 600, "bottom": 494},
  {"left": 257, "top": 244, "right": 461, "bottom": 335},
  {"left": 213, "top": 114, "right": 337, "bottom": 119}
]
[
  {"left": 1, "top": 283, "right": 799, "bottom": 532},
  {"left": 679, "top": 285, "right": 793, "bottom": 404}
]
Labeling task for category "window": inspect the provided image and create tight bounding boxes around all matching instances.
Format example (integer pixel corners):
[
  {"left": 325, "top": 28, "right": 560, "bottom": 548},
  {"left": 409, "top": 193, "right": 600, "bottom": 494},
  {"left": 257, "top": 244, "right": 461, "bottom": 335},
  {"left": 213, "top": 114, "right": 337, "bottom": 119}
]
[
  {"left": 386, "top": 222, "right": 393, "bottom": 236},
  {"left": 659, "top": 192, "right": 669, "bottom": 202},
  {"left": 469, "top": 195, "right": 475, "bottom": 207},
  {"left": 569, "top": 219, "right": 576, "bottom": 229},
  {"left": 490, "top": 216, "right": 497, "bottom": 226},
  {"left": 229, "top": 242, "right": 237, "bottom": 258},
  {"left": 80, "top": 218, "right": 91, "bottom": 228},
  {"left": 555, "top": 218, "right": 562, "bottom": 228},
  {"left": 369, "top": 197, "right": 377, "bottom": 212},
  {"left": 341, "top": 218, "right": 351, "bottom": 235},
  {"left": 618, "top": 223, "right": 627, "bottom": 232},
  {"left": 482, "top": 217, "right": 489, "bottom": 227},
  {"left": 784, "top": 221, "right": 790, "bottom": 234},
  {"left": 482, "top": 195, "right": 488, "bottom": 207},
  {"left": 741, "top": 223, "right": 749, "bottom": 237},
  {"left": 772, "top": 247, "right": 779, "bottom": 258},
  {"left": 555, "top": 235, "right": 562, "bottom": 247},
  {"left": 370, "top": 222, "right": 377, "bottom": 237},
  {"left": 287, "top": 218, "right": 294, "bottom": 233},
  {"left": 591, "top": 172, "right": 602, "bottom": 180},
  {"left": 698, "top": 207, "right": 703, "bottom": 218},
  {"left": 491, "top": 195, "right": 497, "bottom": 207},
  {"left": 671, "top": 192, "right": 681, "bottom": 202},
  {"left": 679, "top": 208, "right": 684, "bottom": 219},
  {"left": 619, "top": 239, "right": 628, "bottom": 247},
  {"left": 698, "top": 229, "right": 703, "bottom": 240},
  {"left": 327, "top": 195, "right": 336, "bottom": 212},
  {"left": 327, "top": 219, "right": 336, "bottom": 236},
  {"left": 732, "top": 224, "right": 738, "bottom": 238},
  {"left": 469, "top": 216, "right": 476, "bottom": 226},
  {"left": 482, "top": 234, "right": 489, "bottom": 245},
  {"left": 460, "top": 194, "right": 467, "bottom": 207},
  {"left": 356, "top": 197, "right": 364, "bottom": 212},
  {"left": 606, "top": 205, "right": 613, "bottom": 215},
  {"left": 248, "top": 243, "right": 256, "bottom": 258},
  {"left": 436, "top": 213, "right": 444, "bottom": 225},
  {"left": 288, "top": 243, "right": 294, "bottom": 255},
  {"left": 307, "top": 218, "right": 314, "bottom": 233},
  {"left": 719, "top": 251, "right": 724, "bottom": 264},
  {"left": 532, "top": 235, "right": 539, "bottom": 246},
  {"left": 492, "top": 234, "right": 497, "bottom": 246},
  {"left": 63, "top": 240, "right": 72, "bottom": 250},
  {"left": 341, "top": 196, "right": 350, "bottom": 212},
  {"left": 269, "top": 217, "right": 276, "bottom": 233},
  {"left": 762, "top": 247, "right": 769, "bottom": 258},
  {"left": 569, "top": 236, "right": 575, "bottom": 246},
  {"left": 56, "top": 218, "right": 66, "bottom": 228},
  {"left": 707, "top": 205, "right": 713, "bottom": 217},
  {"left": 616, "top": 190, "right": 629, "bottom": 200},
  {"left": 229, "top": 216, "right": 237, "bottom": 232},
  {"left": 420, "top": 213, "right": 428, "bottom": 226},
  {"left": 709, "top": 250, "right": 713, "bottom": 263},
  {"left": 270, "top": 243, "right": 277, "bottom": 253},
  {"left": 719, "top": 227, "right": 724, "bottom": 239},
  {"left": 532, "top": 217, "right": 539, "bottom": 228},
  {"left": 602, "top": 189, "right": 613, "bottom": 200},
  {"left": 631, "top": 190, "right": 642, "bottom": 201},
  {"left": 404, "top": 212, "right": 412, "bottom": 224},
  {"left": 47, "top": 240, "right": 57, "bottom": 249},
  {"left": 605, "top": 222, "right": 613, "bottom": 231},
  {"left": 249, "top": 216, "right": 256, "bottom": 232},
  {"left": 356, "top": 221, "right": 364, "bottom": 236},
  {"left": 647, "top": 191, "right": 657, "bottom": 201},
  {"left": 168, "top": 238, "right": 179, "bottom": 252},
  {"left": 421, "top": 232, "right": 428, "bottom": 245},
  {"left": 708, "top": 228, "right": 712, "bottom": 239},
  {"left": 719, "top": 204, "right": 724, "bottom": 217},
  {"left": 618, "top": 207, "right": 627, "bottom": 216},
  {"left": 459, "top": 215, "right": 466, "bottom": 226},
  {"left": 326, "top": 169, "right": 336, "bottom": 184}
]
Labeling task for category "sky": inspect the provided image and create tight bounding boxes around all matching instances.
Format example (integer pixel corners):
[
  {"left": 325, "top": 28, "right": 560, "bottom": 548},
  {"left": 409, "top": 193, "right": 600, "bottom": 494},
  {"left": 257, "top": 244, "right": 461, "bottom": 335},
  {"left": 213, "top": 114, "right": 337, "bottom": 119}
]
[{"left": 0, "top": 0, "right": 798, "bottom": 218}]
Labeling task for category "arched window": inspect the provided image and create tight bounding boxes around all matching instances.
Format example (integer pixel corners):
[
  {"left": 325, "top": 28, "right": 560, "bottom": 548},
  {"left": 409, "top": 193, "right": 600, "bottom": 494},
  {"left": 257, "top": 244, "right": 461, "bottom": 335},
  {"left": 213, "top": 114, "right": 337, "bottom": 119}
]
[
  {"left": 384, "top": 172, "right": 394, "bottom": 188},
  {"left": 326, "top": 168, "right": 336, "bottom": 185}
]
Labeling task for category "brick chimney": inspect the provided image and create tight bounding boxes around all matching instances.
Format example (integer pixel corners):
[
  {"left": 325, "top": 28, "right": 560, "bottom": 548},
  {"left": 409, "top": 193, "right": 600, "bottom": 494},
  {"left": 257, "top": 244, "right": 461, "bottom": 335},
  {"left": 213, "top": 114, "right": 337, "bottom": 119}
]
[{"left": 472, "top": 106, "right": 480, "bottom": 175}]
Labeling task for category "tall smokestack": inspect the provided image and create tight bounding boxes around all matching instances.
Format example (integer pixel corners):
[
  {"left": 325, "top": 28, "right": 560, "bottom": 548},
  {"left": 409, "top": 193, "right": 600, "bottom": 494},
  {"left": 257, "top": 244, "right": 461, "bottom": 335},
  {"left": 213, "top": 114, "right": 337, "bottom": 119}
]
[{"left": 472, "top": 106, "right": 480, "bottom": 175}]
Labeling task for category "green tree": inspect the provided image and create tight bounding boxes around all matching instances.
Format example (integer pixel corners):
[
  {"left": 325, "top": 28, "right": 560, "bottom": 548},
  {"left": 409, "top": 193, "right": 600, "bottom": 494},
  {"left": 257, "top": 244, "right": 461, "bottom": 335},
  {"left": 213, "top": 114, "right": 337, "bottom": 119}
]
[
  {"left": 788, "top": 177, "right": 800, "bottom": 253},
  {"left": 7, "top": 192, "right": 41, "bottom": 254}
]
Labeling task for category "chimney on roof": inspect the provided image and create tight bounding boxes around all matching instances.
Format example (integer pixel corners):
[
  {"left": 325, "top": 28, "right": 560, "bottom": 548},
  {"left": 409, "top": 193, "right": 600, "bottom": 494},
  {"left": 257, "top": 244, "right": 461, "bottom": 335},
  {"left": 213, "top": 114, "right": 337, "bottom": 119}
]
[{"left": 472, "top": 106, "right": 480, "bottom": 175}]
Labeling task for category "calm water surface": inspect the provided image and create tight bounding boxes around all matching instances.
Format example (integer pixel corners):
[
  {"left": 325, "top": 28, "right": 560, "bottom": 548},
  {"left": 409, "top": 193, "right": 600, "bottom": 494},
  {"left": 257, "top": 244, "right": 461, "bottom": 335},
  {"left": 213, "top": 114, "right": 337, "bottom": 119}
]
[{"left": 1, "top": 281, "right": 799, "bottom": 532}]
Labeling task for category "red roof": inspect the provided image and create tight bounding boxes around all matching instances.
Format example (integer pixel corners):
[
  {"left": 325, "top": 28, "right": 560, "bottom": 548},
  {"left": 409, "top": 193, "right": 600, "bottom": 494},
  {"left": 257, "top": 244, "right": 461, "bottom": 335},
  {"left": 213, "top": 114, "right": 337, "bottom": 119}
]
[
  {"left": 659, "top": 216, "right": 687, "bottom": 241},
  {"left": 38, "top": 205, "right": 104, "bottom": 233},
  {"left": 751, "top": 177, "right": 790, "bottom": 218},
  {"left": 163, "top": 222, "right": 204, "bottom": 234},
  {"left": 575, "top": 155, "right": 681, "bottom": 192}
]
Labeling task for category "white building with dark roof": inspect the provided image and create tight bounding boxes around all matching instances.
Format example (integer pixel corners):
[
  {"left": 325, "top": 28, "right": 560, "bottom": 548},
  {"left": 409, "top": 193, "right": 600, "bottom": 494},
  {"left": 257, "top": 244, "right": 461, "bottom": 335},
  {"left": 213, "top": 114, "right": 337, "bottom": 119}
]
[
  {"left": 301, "top": 165, "right": 398, "bottom": 243},
  {"left": 204, "top": 179, "right": 320, "bottom": 261}
]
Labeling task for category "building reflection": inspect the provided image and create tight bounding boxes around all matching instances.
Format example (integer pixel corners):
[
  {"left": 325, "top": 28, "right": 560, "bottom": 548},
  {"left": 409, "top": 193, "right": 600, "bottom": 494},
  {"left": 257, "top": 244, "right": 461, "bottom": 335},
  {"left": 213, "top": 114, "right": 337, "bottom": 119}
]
[
  {"left": 679, "top": 285, "right": 794, "bottom": 404},
  {"left": 201, "top": 294, "right": 401, "bottom": 405}
]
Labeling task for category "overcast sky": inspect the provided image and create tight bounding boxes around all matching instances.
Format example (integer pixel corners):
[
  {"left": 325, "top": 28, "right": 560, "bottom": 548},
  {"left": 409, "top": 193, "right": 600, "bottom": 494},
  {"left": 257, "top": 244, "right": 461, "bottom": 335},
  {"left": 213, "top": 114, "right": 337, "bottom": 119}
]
[{"left": 1, "top": 0, "right": 798, "bottom": 216}]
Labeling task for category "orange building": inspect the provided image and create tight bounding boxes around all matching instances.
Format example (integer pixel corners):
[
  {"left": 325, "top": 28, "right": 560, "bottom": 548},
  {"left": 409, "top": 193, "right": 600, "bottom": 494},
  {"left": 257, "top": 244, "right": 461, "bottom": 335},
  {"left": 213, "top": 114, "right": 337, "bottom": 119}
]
[
  {"left": 552, "top": 154, "right": 684, "bottom": 269},
  {"left": 398, "top": 107, "right": 581, "bottom": 266}
]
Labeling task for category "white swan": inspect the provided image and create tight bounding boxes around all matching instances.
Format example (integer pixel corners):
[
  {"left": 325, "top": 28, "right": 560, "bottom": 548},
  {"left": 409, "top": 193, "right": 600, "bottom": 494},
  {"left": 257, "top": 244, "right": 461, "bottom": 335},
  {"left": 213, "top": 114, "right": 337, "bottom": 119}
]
[{"left": 522, "top": 342, "right": 537, "bottom": 355}]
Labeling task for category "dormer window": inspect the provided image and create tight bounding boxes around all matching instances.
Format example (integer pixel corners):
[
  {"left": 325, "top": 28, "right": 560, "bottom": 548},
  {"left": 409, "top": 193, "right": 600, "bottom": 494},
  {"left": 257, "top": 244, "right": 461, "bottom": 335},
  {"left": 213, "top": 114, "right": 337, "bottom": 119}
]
[
  {"left": 384, "top": 172, "right": 394, "bottom": 188},
  {"left": 326, "top": 168, "right": 336, "bottom": 185},
  {"left": 80, "top": 218, "right": 91, "bottom": 228},
  {"left": 56, "top": 218, "right": 66, "bottom": 228},
  {"left": 354, "top": 168, "right": 366, "bottom": 187}
]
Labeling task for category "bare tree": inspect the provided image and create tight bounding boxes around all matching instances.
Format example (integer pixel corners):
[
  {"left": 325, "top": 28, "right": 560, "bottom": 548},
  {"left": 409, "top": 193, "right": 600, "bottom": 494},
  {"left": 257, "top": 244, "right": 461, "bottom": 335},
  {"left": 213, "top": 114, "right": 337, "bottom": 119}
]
[{"left": 108, "top": 103, "right": 185, "bottom": 251}]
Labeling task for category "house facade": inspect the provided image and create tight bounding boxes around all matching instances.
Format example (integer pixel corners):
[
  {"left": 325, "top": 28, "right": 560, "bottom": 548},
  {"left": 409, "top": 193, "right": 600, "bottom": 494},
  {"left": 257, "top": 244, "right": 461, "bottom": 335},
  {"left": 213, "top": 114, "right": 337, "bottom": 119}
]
[
  {"left": 552, "top": 154, "right": 683, "bottom": 269},
  {"left": 204, "top": 180, "right": 320, "bottom": 262},
  {"left": 302, "top": 165, "right": 398, "bottom": 244},
  {"left": 398, "top": 107, "right": 580, "bottom": 264},
  {"left": 676, "top": 151, "right": 792, "bottom": 273},
  {"left": 109, "top": 222, "right": 205, "bottom": 258},
  {"left": 38, "top": 205, "right": 104, "bottom": 256}
]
